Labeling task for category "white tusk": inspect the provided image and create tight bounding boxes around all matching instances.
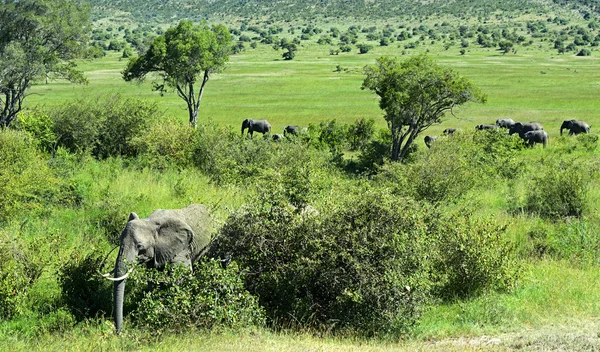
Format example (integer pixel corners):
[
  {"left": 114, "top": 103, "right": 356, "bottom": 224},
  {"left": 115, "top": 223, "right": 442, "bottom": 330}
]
[
  {"left": 103, "top": 268, "right": 134, "bottom": 281},
  {"left": 101, "top": 272, "right": 112, "bottom": 277}
]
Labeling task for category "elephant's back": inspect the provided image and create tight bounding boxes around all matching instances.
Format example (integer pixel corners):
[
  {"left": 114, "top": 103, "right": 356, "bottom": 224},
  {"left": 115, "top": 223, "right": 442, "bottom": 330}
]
[{"left": 181, "top": 204, "right": 215, "bottom": 252}]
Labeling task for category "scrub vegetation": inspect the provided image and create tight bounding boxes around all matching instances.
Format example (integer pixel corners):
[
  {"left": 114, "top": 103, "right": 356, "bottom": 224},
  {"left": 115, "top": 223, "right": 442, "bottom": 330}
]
[{"left": 2, "top": 0, "right": 600, "bottom": 350}]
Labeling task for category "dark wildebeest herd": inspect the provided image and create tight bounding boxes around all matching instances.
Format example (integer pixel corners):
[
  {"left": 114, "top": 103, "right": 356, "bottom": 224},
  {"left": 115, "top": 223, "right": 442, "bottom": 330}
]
[{"left": 424, "top": 118, "right": 591, "bottom": 149}]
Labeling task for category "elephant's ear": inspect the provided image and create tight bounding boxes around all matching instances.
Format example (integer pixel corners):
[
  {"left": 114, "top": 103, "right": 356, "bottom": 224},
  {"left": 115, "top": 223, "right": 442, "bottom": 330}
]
[
  {"left": 128, "top": 212, "right": 140, "bottom": 222},
  {"left": 154, "top": 217, "right": 195, "bottom": 267}
]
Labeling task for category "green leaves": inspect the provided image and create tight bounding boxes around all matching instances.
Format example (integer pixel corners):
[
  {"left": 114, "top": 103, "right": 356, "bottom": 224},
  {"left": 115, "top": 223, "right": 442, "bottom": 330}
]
[
  {"left": 0, "top": 0, "right": 90, "bottom": 127},
  {"left": 362, "top": 54, "right": 485, "bottom": 161},
  {"left": 122, "top": 21, "right": 232, "bottom": 127}
]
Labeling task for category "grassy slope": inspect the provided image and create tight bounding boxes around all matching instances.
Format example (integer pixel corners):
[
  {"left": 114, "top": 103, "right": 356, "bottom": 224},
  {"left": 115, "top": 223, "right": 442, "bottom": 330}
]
[
  {"left": 11, "top": 13, "right": 600, "bottom": 351},
  {"left": 28, "top": 38, "right": 600, "bottom": 144}
]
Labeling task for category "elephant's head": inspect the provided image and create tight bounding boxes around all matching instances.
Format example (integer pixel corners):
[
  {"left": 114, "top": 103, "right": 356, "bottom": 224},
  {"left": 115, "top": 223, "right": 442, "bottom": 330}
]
[
  {"left": 508, "top": 122, "right": 524, "bottom": 135},
  {"left": 241, "top": 118, "right": 254, "bottom": 135},
  {"left": 560, "top": 120, "right": 574, "bottom": 136},
  {"left": 105, "top": 210, "right": 202, "bottom": 333}
]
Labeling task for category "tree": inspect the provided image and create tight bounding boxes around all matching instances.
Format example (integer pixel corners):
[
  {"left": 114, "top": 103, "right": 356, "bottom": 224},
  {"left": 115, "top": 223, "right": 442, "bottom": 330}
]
[
  {"left": 0, "top": 0, "right": 90, "bottom": 128},
  {"left": 122, "top": 21, "right": 232, "bottom": 128},
  {"left": 362, "top": 54, "right": 485, "bottom": 162}
]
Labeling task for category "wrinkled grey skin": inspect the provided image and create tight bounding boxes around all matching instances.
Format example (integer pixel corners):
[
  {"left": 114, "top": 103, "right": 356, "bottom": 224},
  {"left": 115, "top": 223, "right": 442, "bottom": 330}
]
[
  {"left": 272, "top": 133, "right": 284, "bottom": 141},
  {"left": 496, "top": 118, "right": 515, "bottom": 129},
  {"left": 509, "top": 122, "right": 543, "bottom": 138},
  {"left": 523, "top": 130, "right": 549, "bottom": 148},
  {"left": 443, "top": 128, "right": 458, "bottom": 135},
  {"left": 475, "top": 124, "right": 498, "bottom": 130},
  {"left": 241, "top": 118, "right": 271, "bottom": 138},
  {"left": 424, "top": 135, "right": 438, "bottom": 148},
  {"left": 283, "top": 125, "right": 299, "bottom": 136},
  {"left": 560, "top": 119, "right": 590, "bottom": 136},
  {"left": 112, "top": 204, "right": 214, "bottom": 334}
]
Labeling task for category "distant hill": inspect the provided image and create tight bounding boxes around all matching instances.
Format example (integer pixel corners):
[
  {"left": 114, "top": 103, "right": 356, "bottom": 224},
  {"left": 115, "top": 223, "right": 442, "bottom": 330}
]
[{"left": 87, "top": 0, "right": 595, "bottom": 24}]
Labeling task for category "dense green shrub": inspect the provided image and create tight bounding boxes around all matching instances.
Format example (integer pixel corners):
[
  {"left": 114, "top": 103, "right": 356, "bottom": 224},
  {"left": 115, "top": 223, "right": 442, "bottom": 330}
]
[
  {"left": 128, "top": 259, "right": 265, "bottom": 331},
  {"left": 131, "top": 119, "right": 195, "bottom": 170},
  {"left": 523, "top": 158, "right": 591, "bottom": 219},
  {"left": 218, "top": 189, "right": 435, "bottom": 337},
  {"left": 375, "top": 138, "right": 478, "bottom": 203},
  {"left": 193, "top": 122, "right": 333, "bottom": 196},
  {"left": 347, "top": 117, "right": 375, "bottom": 151},
  {"left": 58, "top": 251, "right": 113, "bottom": 321},
  {"left": 433, "top": 209, "right": 521, "bottom": 299},
  {"left": 15, "top": 108, "right": 57, "bottom": 153},
  {"left": 0, "top": 129, "right": 63, "bottom": 222},
  {"left": 50, "top": 94, "right": 161, "bottom": 159},
  {"left": 0, "top": 232, "right": 46, "bottom": 318}
]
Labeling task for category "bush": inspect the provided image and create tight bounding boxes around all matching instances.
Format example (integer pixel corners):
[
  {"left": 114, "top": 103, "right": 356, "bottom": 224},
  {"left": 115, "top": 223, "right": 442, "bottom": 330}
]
[
  {"left": 58, "top": 251, "right": 113, "bottom": 321},
  {"left": 0, "top": 232, "right": 46, "bottom": 318},
  {"left": 192, "top": 122, "right": 333, "bottom": 193},
  {"left": 50, "top": 94, "right": 161, "bottom": 159},
  {"left": 15, "top": 108, "right": 56, "bottom": 153},
  {"left": 131, "top": 119, "right": 195, "bottom": 170},
  {"left": 0, "top": 129, "right": 63, "bottom": 222},
  {"left": 375, "top": 136, "right": 479, "bottom": 203},
  {"left": 218, "top": 189, "right": 436, "bottom": 337},
  {"left": 523, "top": 158, "right": 591, "bottom": 219},
  {"left": 128, "top": 259, "right": 265, "bottom": 332},
  {"left": 433, "top": 209, "right": 521, "bottom": 299},
  {"left": 347, "top": 117, "right": 375, "bottom": 151}
]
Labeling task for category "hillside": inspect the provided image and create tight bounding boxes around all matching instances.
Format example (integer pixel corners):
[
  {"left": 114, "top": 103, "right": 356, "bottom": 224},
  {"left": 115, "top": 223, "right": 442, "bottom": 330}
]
[{"left": 88, "top": 0, "right": 572, "bottom": 24}]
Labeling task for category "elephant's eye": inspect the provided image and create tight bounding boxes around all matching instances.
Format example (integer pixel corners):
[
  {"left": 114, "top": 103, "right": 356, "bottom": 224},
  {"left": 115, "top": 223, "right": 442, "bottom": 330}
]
[{"left": 136, "top": 243, "right": 144, "bottom": 251}]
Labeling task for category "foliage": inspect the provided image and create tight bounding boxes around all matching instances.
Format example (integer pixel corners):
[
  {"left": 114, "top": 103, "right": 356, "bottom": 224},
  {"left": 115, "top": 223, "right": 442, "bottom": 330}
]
[
  {"left": 58, "top": 251, "right": 113, "bottom": 321},
  {"left": 132, "top": 119, "right": 196, "bottom": 170},
  {"left": 15, "top": 108, "right": 57, "bottom": 154},
  {"left": 0, "top": 0, "right": 90, "bottom": 127},
  {"left": 122, "top": 20, "right": 232, "bottom": 127},
  {"left": 50, "top": 94, "right": 161, "bottom": 159},
  {"left": 362, "top": 54, "right": 486, "bottom": 161},
  {"left": 433, "top": 209, "right": 521, "bottom": 299},
  {"left": 192, "top": 122, "right": 333, "bottom": 193},
  {"left": 0, "top": 129, "right": 63, "bottom": 222},
  {"left": 347, "top": 117, "right": 375, "bottom": 151},
  {"left": 128, "top": 259, "right": 265, "bottom": 331},
  {"left": 522, "top": 158, "right": 593, "bottom": 219},
  {"left": 308, "top": 119, "right": 349, "bottom": 162},
  {"left": 0, "top": 232, "right": 47, "bottom": 319},
  {"left": 218, "top": 189, "right": 434, "bottom": 337}
]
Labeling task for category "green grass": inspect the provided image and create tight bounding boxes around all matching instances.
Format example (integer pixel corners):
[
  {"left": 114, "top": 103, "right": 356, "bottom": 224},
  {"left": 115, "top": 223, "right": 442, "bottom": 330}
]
[
  {"left": 9, "top": 20, "right": 600, "bottom": 351},
  {"left": 27, "top": 39, "right": 600, "bottom": 141}
]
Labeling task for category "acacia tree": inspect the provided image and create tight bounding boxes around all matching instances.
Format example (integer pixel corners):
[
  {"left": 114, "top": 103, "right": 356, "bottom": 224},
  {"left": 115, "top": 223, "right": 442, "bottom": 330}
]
[
  {"left": 362, "top": 54, "right": 485, "bottom": 162},
  {"left": 122, "top": 21, "right": 232, "bottom": 128},
  {"left": 0, "top": 0, "right": 90, "bottom": 128}
]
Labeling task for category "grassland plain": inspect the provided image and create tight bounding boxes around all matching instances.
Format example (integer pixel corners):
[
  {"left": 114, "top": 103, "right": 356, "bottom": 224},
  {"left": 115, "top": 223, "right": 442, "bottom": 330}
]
[
  {"left": 8, "top": 21, "right": 600, "bottom": 351},
  {"left": 27, "top": 39, "right": 600, "bottom": 144}
]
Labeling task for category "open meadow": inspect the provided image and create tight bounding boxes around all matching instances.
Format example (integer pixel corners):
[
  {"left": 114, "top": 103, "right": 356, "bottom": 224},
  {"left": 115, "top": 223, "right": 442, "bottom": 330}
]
[{"left": 4, "top": 3, "right": 600, "bottom": 350}]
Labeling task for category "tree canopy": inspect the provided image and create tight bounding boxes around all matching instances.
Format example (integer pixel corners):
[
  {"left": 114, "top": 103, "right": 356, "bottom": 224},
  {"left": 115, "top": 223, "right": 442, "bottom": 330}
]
[
  {"left": 362, "top": 54, "right": 486, "bottom": 161},
  {"left": 0, "top": 0, "right": 90, "bottom": 128},
  {"left": 122, "top": 20, "right": 232, "bottom": 128}
]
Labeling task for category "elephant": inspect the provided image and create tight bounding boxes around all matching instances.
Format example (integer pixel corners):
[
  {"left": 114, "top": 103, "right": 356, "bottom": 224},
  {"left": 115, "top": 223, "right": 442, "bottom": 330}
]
[
  {"left": 508, "top": 122, "right": 544, "bottom": 138},
  {"left": 496, "top": 118, "right": 515, "bottom": 129},
  {"left": 475, "top": 124, "right": 498, "bottom": 130},
  {"left": 241, "top": 118, "right": 271, "bottom": 138},
  {"left": 272, "top": 133, "right": 284, "bottom": 141},
  {"left": 523, "top": 130, "right": 549, "bottom": 148},
  {"left": 443, "top": 128, "right": 458, "bottom": 135},
  {"left": 560, "top": 119, "right": 590, "bottom": 136},
  {"left": 103, "top": 204, "right": 215, "bottom": 333},
  {"left": 283, "top": 125, "right": 300, "bottom": 136},
  {"left": 424, "top": 135, "right": 438, "bottom": 148}
]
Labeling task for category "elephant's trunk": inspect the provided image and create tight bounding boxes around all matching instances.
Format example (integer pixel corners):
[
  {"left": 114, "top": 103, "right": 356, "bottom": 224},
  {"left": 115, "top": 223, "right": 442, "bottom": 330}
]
[
  {"left": 113, "top": 243, "right": 136, "bottom": 334},
  {"left": 113, "top": 273, "right": 126, "bottom": 334}
]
